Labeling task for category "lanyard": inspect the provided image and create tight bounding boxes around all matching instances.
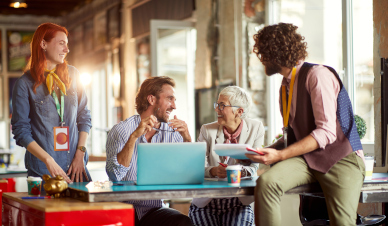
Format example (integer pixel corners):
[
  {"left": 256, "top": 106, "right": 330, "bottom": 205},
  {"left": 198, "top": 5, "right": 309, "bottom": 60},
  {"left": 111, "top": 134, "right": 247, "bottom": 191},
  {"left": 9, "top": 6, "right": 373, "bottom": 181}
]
[
  {"left": 52, "top": 90, "right": 65, "bottom": 126},
  {"left": 281, "top": 67, "right": 297, "bottom": 147}
]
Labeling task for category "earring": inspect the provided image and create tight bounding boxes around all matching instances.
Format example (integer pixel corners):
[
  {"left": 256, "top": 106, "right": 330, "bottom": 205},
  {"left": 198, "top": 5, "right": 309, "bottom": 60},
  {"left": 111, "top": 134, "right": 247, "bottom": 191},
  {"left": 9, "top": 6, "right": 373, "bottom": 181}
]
[{"left": 44, "top": 49, "right": 46, "bottom": 52}]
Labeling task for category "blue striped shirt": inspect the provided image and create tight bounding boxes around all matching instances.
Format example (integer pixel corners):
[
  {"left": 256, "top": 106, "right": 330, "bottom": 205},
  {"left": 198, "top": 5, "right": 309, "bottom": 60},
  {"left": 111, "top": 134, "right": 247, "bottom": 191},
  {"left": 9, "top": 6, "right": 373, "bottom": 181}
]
[{"left": 106, "top": 115, "right": 184, "bottom": 219}]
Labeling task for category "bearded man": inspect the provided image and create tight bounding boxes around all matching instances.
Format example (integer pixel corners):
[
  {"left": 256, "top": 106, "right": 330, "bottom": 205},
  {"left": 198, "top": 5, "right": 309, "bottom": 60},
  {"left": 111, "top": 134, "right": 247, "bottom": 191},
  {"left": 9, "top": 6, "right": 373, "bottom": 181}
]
[
  {"left": 106, "top": 76, "right": 192, "bottom": 226},
  {"left": 247, "top": 23, "right": 365, "bottom": 226}
]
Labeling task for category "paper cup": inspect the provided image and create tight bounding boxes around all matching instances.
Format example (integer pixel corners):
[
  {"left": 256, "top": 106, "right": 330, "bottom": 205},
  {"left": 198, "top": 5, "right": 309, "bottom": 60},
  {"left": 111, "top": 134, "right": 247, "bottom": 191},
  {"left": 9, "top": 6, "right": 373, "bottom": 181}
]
[
  {"left": 364, "top": 156, "right": 374, "bottom": 180},
  {"left": 226, "top": 165, "right": 242, "bottom": 186},
  {"left": 27, "top": 176, "right": 42, "bottom": 195}
]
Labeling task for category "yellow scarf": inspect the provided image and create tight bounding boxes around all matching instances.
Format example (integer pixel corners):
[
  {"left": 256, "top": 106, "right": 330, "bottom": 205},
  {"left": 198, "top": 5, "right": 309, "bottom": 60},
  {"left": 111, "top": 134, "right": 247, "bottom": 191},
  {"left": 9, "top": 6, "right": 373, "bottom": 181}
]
[{"left": 45, "top": 68, "right": 67, "bottom": 95}]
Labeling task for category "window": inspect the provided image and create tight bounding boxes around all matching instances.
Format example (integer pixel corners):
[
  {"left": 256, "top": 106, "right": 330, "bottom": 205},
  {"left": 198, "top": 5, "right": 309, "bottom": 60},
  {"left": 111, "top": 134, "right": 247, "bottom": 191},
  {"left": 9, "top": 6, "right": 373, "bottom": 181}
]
[{"left": 266, "top": 0, "right": 374, "bottom": 147}]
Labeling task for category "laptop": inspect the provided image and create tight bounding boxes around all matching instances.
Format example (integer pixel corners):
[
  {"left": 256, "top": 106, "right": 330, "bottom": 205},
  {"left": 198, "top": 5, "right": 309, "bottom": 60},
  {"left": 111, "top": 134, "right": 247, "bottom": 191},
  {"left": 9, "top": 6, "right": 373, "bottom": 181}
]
[{"left": 136, "top": 142, "right": 206, "bottom": 185}]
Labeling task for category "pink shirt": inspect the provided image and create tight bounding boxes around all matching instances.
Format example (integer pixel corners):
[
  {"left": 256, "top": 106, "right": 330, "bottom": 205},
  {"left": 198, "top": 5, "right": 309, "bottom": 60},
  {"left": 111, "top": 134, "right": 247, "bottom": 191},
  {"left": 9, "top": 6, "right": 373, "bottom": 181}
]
[{"left": 280, "top": 61, "right": 364, "bottom": 159}]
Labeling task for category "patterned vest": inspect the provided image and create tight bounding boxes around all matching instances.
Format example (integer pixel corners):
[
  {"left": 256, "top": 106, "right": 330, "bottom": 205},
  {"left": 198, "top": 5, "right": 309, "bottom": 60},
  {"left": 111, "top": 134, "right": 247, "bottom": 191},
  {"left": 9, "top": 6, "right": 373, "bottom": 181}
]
[{"left": 281, "top": 62, "right": 362, "bottom": 173}]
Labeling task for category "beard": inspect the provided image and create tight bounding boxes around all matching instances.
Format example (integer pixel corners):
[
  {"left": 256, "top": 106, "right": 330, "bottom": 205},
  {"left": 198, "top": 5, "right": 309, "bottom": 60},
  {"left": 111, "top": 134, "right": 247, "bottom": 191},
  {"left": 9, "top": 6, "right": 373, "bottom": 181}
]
[
  {"left": 153, "top": 101, "right": 170, "bottom": 123},
  {"left": 265, "top": 62, "right": 282, "bottom": 76}
]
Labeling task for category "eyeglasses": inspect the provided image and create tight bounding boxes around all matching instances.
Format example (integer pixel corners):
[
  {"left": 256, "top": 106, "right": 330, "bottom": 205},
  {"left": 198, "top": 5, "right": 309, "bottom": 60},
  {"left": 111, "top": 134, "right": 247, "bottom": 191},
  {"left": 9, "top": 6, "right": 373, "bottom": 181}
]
[
  {"left": 213, "top": 102, "right": 241, "bottom": 111},
  {"left": 153, "top": 127, "right": 176, "bottom": 133}
]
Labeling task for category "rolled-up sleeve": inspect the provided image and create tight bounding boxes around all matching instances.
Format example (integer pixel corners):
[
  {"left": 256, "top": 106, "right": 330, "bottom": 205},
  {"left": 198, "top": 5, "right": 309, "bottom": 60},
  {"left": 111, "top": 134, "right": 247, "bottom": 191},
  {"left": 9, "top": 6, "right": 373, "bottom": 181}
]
[
  {"left": 105, "top": 125, "right": 131, "bottom": 181},
  {"left": 11, "top": 78, "right": 34, "bottom": 148},
  {"left": 74, "top": 69, "right": 92, "bottom": 133},
  {"left": 306, "top": 67, "right": 340, "bottom": 149}
]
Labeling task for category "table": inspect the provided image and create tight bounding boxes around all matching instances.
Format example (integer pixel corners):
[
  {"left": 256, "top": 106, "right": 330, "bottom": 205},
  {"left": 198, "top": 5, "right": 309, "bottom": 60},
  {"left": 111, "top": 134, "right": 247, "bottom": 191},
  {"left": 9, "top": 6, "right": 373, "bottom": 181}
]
[
  {"left": 2, "top": 192, "right": 134, "bottom": 226},
  {"left": 0, "top": 167, "right": 27, "bottom": 178},
  {"left": 67, "top": 173, "right": 388, "bottom": 204}
]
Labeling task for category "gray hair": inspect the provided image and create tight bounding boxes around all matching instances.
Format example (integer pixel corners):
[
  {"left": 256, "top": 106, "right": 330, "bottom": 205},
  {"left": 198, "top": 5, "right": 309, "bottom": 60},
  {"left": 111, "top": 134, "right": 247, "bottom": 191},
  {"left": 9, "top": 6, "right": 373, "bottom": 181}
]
[{"left": 219, "top": 86, "right": 252, "bottom": 119}]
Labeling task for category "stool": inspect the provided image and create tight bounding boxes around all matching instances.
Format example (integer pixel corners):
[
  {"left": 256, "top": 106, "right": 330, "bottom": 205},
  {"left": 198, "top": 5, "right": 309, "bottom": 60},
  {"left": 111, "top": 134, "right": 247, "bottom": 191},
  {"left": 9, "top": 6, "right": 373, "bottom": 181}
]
[{"left": 299, "top": 195, "right": 386, "bottom": 226}]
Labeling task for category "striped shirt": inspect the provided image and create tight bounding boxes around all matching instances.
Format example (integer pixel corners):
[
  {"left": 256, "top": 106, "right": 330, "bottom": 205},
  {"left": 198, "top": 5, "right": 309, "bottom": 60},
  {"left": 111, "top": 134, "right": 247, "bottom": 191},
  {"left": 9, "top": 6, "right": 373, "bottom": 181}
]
[{"left": 106, "top": 114, "right": 184, "bottom": 219}]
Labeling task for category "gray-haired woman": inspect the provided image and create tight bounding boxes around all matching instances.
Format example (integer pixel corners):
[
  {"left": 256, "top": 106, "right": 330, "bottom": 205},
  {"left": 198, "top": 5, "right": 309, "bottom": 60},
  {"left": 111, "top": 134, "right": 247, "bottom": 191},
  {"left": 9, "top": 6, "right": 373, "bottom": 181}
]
[{"left": 189, "top": 86, "right": 264, "bottom": 226}]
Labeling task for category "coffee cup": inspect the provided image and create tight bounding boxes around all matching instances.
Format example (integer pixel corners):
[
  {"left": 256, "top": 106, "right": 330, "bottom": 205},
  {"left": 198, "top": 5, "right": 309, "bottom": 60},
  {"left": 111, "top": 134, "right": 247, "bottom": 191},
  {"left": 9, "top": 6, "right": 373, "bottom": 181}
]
[
  {"left": 226, "top": 165, "right": 242, "bottom": 186},
  {"left": 27, "top": 176, "right": 42, "bottom": 195},
  {"left": 364, "top": 156, "right": 374, "bottom": 180}
]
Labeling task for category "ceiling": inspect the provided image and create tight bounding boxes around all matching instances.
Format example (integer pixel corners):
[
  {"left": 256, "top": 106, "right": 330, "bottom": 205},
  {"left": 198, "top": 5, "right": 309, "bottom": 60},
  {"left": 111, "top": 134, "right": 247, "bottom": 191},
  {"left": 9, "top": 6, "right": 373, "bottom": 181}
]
[{"left": 0, "top": 0, "right": 94, "bottom": 17}]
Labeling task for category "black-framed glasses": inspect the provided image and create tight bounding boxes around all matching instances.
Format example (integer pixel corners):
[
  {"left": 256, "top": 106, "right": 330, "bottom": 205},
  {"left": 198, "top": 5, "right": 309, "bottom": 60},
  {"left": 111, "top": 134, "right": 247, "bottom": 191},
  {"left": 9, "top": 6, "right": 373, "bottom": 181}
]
[
  {"left": 213, "top": 102, "right": 241, "bottom": 111},
  {"left": 153, "top": 127, "right": 176, "bottom": 133}
]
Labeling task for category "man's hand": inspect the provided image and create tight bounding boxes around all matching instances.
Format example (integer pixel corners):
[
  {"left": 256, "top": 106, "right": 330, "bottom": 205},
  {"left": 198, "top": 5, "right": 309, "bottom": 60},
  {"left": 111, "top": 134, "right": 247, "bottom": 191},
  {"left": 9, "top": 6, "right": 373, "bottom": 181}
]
[
  {"left": 131, "top": 115, "right": 158, "bottom": 139},
  {"left": 245, "top": 147, "right": 284, "bottom": 165},
  {"left": 67, "top": 150, "right": 88, "bottom": 182},
  {"left": 169, "top": 115, "right": 191, "bottom": 142},
  {"left": 210, "top": 164, "right": 227, "bottom": 178}
]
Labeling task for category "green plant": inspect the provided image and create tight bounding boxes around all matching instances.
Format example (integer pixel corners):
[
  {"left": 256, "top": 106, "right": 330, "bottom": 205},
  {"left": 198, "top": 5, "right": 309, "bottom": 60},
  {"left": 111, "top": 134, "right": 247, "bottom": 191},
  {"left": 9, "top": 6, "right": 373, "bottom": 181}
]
[
  {"left": 272, "top": 133, "right": 283, "bottom": 144},
  {"left": 354, "top": 114, "right": 367, "bottom": 139}
]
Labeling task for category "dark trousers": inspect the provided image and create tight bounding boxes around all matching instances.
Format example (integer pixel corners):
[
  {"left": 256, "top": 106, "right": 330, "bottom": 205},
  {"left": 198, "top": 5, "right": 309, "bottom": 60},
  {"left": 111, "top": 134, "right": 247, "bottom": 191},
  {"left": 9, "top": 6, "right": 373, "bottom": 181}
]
[{"left": 135, "top": 207, "right": 193, "bottom": 226}]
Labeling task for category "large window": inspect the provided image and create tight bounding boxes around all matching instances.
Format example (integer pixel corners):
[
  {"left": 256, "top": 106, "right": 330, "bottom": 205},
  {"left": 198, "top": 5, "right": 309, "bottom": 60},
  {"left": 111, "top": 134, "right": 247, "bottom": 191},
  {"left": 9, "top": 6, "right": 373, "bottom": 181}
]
[
  {"left": 267, "top": 0, "right": 374, "bottom": 147},
  {"left": 353, "top": 0, "right": 373, "bottom": 143}
]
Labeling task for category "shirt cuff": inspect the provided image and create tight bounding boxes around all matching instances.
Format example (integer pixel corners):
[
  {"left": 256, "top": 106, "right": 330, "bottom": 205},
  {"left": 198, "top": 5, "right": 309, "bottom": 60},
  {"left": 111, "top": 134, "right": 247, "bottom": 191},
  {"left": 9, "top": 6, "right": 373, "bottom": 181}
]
[
  {"left": 107, "top": 155, "right": 131, "bottom": 181},
  {"left": 19, "top": 136, "right": 35, "bottom": 149},
  {"left": 310, "top": 129, "right": 335, "bottom": 149},
  {"left": 78, "top": 124, "right": 91, "bottom": 134},
  {"left": 205, "top": 166, "right": 214, "bottom": 178}
]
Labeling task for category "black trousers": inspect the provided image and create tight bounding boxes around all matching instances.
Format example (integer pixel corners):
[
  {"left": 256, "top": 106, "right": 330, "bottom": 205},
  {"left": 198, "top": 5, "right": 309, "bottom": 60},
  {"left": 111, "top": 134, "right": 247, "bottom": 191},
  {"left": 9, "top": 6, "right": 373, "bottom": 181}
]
[{"left": 135, "top": 207, "right": 193, "bottom": 226}]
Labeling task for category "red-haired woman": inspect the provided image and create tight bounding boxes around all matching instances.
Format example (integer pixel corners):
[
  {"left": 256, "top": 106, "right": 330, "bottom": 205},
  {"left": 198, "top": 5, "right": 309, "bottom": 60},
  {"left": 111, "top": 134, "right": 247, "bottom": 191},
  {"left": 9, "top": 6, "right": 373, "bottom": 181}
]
[{"left": 11, "top": 23, "right": 92, "bottom": 184}]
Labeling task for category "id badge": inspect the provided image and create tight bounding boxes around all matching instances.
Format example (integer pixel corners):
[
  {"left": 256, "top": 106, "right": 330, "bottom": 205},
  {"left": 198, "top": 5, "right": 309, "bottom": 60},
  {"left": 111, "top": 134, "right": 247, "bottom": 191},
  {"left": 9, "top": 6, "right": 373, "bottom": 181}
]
[
  {"left": 54, "top": 126, "right": 69, "bottom": 151},
  {"left": 283, "top": 127, "right": 288, "bottom": 148}
]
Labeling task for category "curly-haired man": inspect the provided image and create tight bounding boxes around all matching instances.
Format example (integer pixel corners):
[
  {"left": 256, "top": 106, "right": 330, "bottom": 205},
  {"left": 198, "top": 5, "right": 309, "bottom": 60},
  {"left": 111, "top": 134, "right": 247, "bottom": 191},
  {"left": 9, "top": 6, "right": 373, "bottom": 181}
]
[{"left": 246, "top": 23, "right": 365, "bottom": 225}]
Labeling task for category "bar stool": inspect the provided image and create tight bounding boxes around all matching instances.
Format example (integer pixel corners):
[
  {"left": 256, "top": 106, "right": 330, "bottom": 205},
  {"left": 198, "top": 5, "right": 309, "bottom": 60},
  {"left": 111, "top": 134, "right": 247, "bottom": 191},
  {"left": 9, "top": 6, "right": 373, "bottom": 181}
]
[{"left": 299, "top": 195, "right": 386, "bottom": 226}]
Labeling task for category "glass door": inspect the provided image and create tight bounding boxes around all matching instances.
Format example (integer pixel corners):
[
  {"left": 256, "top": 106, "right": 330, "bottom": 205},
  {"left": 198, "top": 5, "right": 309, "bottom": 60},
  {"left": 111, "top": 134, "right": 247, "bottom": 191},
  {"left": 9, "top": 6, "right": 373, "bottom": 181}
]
[{"left": 150, "top": 20, "right": 196, "bottom": 138}]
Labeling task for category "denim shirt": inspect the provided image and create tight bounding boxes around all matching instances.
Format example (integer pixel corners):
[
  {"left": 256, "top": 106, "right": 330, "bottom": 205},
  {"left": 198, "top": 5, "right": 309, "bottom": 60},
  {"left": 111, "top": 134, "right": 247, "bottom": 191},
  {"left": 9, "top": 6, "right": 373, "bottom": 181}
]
[{"left": 11, "top": 65, "right": 92, "bottom": 177}]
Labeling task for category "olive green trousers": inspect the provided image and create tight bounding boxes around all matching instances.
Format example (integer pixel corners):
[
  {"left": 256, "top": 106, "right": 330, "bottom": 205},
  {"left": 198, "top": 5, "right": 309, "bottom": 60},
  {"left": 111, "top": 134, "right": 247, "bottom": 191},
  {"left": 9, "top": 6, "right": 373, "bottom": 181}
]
[{"left": 255, "top": 152, "right": 365, "bottom": 226}]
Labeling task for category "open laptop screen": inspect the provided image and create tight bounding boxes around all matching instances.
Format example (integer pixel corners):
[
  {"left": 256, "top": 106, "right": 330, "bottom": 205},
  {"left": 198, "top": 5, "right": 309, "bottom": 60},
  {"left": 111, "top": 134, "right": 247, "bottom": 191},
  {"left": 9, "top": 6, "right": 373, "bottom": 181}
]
[{"left": 137, "top": 142, "right": 206, "bottom": 185}]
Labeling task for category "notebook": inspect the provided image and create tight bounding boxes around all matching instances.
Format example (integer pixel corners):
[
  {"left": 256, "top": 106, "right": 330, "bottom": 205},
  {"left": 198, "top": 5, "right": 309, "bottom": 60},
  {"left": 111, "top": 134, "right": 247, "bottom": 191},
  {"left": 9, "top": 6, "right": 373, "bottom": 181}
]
[{"left": 136, "top": 142, "right": 206, "bottom": 185}]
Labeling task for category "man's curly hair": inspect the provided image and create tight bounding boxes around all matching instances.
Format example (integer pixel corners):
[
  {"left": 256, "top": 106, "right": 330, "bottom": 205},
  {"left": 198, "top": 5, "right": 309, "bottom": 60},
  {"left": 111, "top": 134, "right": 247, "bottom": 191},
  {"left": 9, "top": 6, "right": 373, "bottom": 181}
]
[{"left": 253, "top": 23, "right": 308, "bottom": 68}]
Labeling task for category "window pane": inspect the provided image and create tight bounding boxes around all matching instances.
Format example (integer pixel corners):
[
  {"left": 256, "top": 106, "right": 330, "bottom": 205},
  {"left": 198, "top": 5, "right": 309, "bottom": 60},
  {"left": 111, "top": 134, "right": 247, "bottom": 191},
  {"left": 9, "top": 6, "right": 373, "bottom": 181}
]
[
  {"left": 353, "top": 0, "right": 373, "bottom": 143},
  {"left": 270, "top": 0, "right": 343, "bottom": 137},
  {"left": 277, "top": 0, "right": 343, "bottom": 72}
]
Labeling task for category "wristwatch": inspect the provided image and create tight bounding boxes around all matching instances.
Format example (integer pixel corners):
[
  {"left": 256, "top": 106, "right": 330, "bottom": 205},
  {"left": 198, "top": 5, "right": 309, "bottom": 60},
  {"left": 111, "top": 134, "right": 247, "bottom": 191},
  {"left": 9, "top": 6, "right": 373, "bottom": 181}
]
[{"left": 77, "top": 146, "right": 87, "bottom": 153}]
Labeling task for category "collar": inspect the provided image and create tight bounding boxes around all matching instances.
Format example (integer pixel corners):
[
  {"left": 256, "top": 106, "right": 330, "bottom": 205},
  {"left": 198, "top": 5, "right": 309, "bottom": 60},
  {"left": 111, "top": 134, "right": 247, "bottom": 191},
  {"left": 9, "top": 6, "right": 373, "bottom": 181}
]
[{"left": 282, "top": 60, "right": 304, "bottom": 86}]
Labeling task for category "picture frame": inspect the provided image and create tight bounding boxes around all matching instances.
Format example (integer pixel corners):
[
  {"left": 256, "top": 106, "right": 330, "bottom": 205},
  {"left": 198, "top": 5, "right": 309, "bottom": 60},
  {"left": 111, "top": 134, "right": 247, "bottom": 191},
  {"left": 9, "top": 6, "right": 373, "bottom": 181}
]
[{"left": 7, "top": 30, "right": 34, "bottom": 72}]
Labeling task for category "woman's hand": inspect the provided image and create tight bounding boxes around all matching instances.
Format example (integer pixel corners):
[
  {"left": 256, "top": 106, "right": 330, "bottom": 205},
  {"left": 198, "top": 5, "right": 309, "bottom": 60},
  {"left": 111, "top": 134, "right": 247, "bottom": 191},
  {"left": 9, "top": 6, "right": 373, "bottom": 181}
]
[
  {"left": 210, "top": 165, "right": 228, "bottom": 178},
  {"left": 44, "top": 157, "right": 72, "bottom": 183},
  {"left": 67, "top": 150, "right": 88, "bottom": 182}
]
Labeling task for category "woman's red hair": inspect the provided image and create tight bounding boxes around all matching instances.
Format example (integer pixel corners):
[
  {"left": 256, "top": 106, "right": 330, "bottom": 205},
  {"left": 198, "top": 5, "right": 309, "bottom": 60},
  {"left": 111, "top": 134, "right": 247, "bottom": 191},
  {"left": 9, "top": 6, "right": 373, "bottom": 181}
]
[{"left": 25, "top": 23, "right": 70, "bottom": 93}]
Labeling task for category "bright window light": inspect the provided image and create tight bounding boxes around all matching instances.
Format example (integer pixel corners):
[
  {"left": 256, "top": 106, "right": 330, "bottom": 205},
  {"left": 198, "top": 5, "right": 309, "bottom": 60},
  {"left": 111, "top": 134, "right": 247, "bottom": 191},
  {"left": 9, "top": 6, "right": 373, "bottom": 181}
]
[{"left": 80, "top": 72, "right": 92, "bottom": 86}]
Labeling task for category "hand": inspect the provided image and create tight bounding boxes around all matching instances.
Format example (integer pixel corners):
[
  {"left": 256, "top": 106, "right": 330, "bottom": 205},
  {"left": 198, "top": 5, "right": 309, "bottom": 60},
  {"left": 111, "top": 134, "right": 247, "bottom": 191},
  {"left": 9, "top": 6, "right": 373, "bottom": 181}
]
[
  {"left": 67, "top": 150, "right": 88, "bottom": 182},
  {"left": 236, "top": 159, "right": 252, "bottom": 166},
  {"left": 132, "top": 115, "right": 158, "bottom": 139},
  {"left": 169, "top": 115, "right": 191, "bottom": 142},
  {"left": 245, "top": 147, "right": 283, "bottom": 165},
  {"left": 210, "top": 165, "right": 227, "bottom": 178},
  {"left": 44, "top": 157, "right": 72, "bottom": 183}
]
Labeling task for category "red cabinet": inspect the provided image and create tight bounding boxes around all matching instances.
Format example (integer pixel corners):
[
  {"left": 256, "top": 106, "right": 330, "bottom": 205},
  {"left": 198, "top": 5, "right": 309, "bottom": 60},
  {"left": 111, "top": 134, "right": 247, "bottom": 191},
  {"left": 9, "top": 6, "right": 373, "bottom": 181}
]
[{"left": 2, "top": 192, "right": 134, "bottom": 226}]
